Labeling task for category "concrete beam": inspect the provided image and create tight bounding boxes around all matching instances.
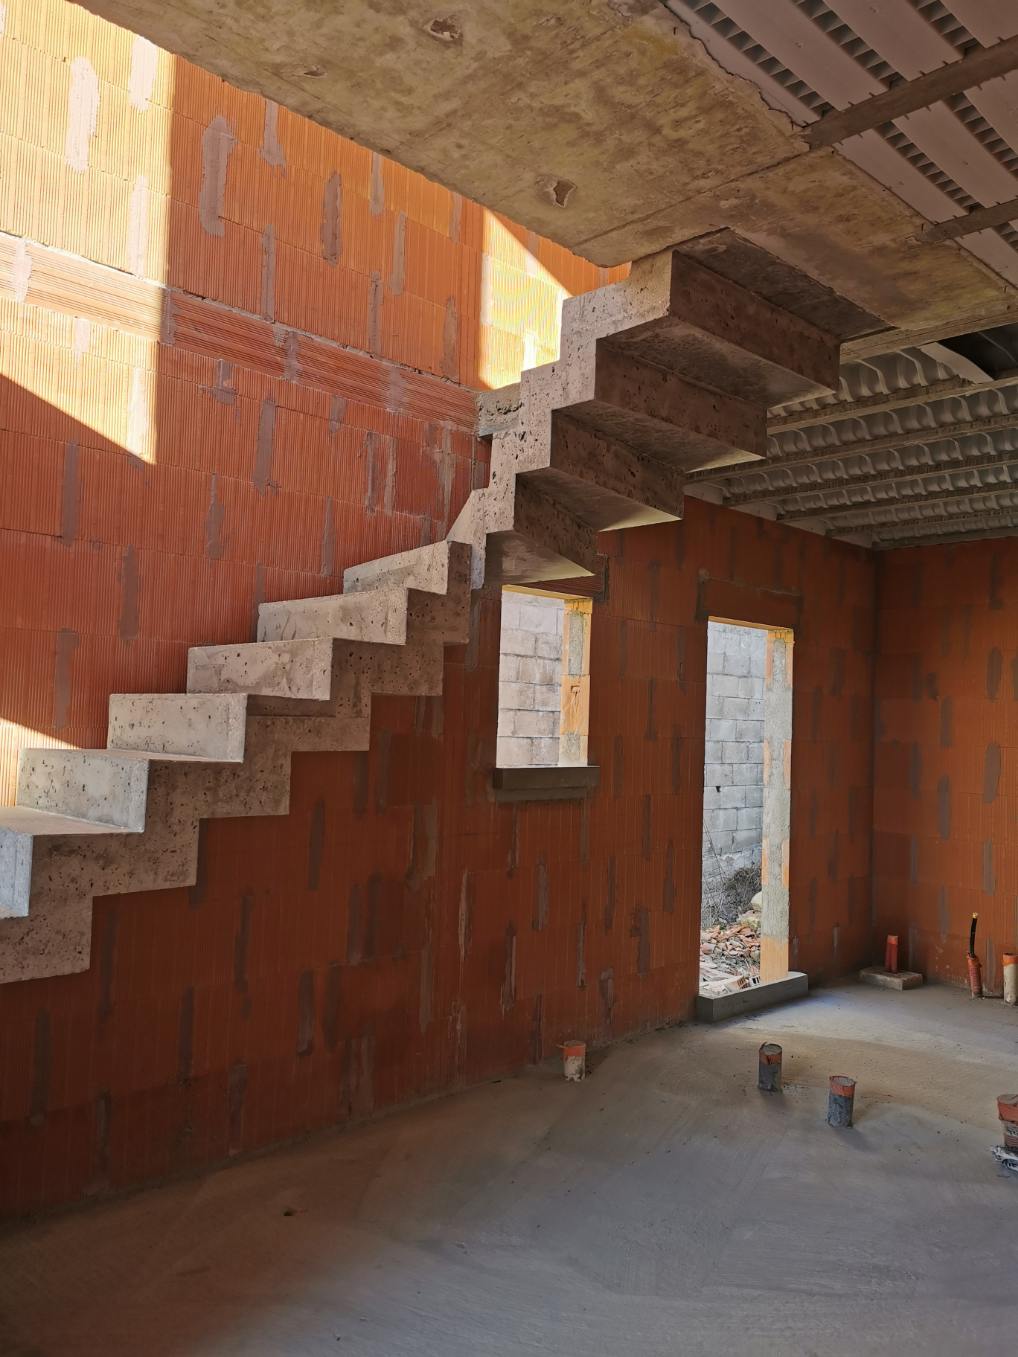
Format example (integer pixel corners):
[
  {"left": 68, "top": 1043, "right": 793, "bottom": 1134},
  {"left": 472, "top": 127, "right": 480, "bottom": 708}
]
[
  {"left": 768, "top": 372, "right": 1018, "bottom": 434},
  {"left": 864, "top": 504, "right": 1018, "bottom": 543},
  {"left": 761, "top": 447, "right": 1018, "bottom": 506},
  {"left": 780, "top": 470, "right": 1018, "bottom": 524},
  {"left": 704, "top": 411, "right": 1018, "bottom": 498},
  {"left": 923, "top": 196, "right": 1018, "bottom": 244},
  {"left": 805, "top": 35, "right": 1018, "bottom": 149}
]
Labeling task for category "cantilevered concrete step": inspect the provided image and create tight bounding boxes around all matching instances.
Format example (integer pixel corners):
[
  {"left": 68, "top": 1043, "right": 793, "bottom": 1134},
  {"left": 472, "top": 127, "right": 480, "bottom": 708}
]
[
  {"left": 188, "top": 633, "right": 447, "bottom": 706},
  {"left": 108, "top": 692, "right": 249, "bottom": 761},
  {"left": 188, "top": 637, "right": 337, "bottom": 708},
  {"left": 258, "top": 587, "right": 412, "bottom": 646},
  {"left": 531, "top": 414, "right": 686, "bottom": 531},
  {"left": 578, "top": 343, "right": 766, "bottom": 468},
  {"left": 0, "top": 806, "right": 134, "bottom": 919},
  {"left": 17, "top": 748, "right": 238, "bottom": 832},
  {"left": 343, "top": 539, "right": 469, "bottom": 596},
  {"left": 606, "top": 252, "right": 840, "bottom": 408},
  {"left": 260, "top": 541, "right": 474, "bottom": 647},
  {"left": 450, "top": 476, "right": 602, "bottom": 586}
]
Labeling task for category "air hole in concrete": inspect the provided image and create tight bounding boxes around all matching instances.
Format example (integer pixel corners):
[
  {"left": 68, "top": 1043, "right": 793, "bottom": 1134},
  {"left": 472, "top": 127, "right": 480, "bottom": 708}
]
[
  {"left": 303, "top": 65, "right": 325, "bottom": 78},
  {"left": 536, "top": 175, "right": 576, "bottom": 208},
  {"left": 424, "top": 15, "right": 463, "bottom": 43}
]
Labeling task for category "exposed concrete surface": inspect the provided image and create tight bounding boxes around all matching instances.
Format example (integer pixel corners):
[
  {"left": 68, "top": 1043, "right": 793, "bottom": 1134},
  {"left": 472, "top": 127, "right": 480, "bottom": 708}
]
[
  {"left": 2, "top": 984, "right": 1017, "bottom": 1356},
  {"left": 860, "top": 966, "right": 924, "bottom": 991},
  {"left": 72, "top": 0, "right": 1018, "bottom": 348},
  {"left": 695, "top": 969, "right": 807, "bottom": 1022}
]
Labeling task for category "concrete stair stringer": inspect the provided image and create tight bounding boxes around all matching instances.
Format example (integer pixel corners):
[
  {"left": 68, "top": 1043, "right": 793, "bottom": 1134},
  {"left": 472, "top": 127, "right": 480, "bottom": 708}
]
[{"left": 0, "top": 247, "right": 841, "bottom": 984}]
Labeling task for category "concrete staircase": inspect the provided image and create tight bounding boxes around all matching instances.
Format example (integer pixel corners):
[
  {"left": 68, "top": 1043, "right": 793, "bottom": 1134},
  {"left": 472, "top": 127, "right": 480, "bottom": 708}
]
[{"left": 0, "top": 248, "right": 840, "bottom": 984}]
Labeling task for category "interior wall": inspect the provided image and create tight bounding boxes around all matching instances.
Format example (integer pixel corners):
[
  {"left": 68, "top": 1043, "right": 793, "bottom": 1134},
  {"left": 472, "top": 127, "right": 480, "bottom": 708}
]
[
  {"left": 873, "top": 538, "right": 1018, "bottom": 988},
  {"left": 0, "top": 500, "right": 876, "bottom": 1214},
  {"left": 0, "top": 0, "right": 621, "bottom": 803}
]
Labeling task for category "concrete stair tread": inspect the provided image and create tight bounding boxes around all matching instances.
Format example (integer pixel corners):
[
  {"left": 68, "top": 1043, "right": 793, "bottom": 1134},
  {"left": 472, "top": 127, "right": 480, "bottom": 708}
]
[
  {"left": 0, "top": 805, "right": 135, "bottom": 837},
  {"left": 108, "top": 692, "right": 249, "bottom": 761},
  {"left": 77, "top": 747, "right": 240, "bottom": 764},
  {"left": 258, "top": 586, "right": 408, "bottom": 645},
  {"left": 343, "top": 538, "right": 471, "bottom": 595}
]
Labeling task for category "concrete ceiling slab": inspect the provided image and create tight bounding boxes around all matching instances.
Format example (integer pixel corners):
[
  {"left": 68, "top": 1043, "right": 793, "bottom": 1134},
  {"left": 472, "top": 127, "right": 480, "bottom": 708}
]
[{"left": 79, "top": 0, "right": 1018, "bottom": 346}]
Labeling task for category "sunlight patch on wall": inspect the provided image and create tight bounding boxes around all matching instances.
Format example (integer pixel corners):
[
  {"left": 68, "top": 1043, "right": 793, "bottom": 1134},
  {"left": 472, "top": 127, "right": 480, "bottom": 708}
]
[{"left": 477, "top": 211, "right": 572, "bottom": 390}]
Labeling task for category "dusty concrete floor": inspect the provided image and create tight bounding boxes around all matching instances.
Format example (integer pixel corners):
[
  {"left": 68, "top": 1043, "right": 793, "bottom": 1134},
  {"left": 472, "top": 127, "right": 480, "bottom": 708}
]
[{"left": 2, "top": 983, "right": 1017, "bottom": 1356}]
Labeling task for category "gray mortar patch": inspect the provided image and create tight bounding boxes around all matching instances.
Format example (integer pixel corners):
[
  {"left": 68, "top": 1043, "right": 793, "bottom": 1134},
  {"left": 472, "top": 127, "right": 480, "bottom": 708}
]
[
  {"left": 369, "top": 152, "right": 384, "bottom": 215},
  {"left": 254, "top": 395, "right": 276, "bottom": 493},
  {"left": 227, "top": 1062, "right": 248, "bottom": 1149},
  {"left": 533, "top": 856, "right": 549, "bottom": 930},
  {"left": 983, "top": 743, "right": 1001, "bottom": 804},
  {"left": 599, "top": 967, "right": 615, "bottom": 1025},
  {"left": 390, "top": 211, "right": 406, "bottom": 294},
  {"left": 260, "top": 101, "right": 286, "bottom": 168},
  {"left": 368, "top": 272, "right": 382, "bottom": 351},
  {"left": 65, "top": 57, "right": 99, "bottom": 172},
  {"left": 321, "top": 172, "right": 342, "bottom": 264},
  {"left": 988, "top": 647, "right": 1003, "bottom": 700},
  {"left": 500, "top": 924, "right": 517, "bottom": 1013},
  {"left": 129, "top": 36, "right": 158, "bottom": 110},
  {"left": 983, "top": 841, "right": 996, "bottom": 895},
  {"left": 323, "top": 964, "right": 341, "bottom": 1051},
  {"left": 127, "top": 175, "right": 148, "bottom": 276},
  {"left": 204, "top": 473, "right": 225, "bottom": 559},
  {"left": 320, "top": 497, "right": 336, "bottom": 577},
  {"left": 604, "top": 855, "right": 617, "bottom": 932},
  {"left": 210, "top": 359, "right": 236, "bottom": 404},
  {"left": 296, "top": 971, "right": 315, "bottom": 1055},
  {"left": 199, "top": 116, "right": 235, "bottom": 237},
  {"left": 11, "top": 237, "right": 31, "bottom": 302},
  {"left": 260, "top": 225, "right": 276, "bottom": 320},
  {"left": 60, "top": 440, "right": 79, "bottom": 545},
  {"left": 908, "top": 741, "right": 921, "bottom": 797},
  {"left": 937, "top": 775, "right": 951, "bottom": 841},
  {"left": 632, "top": 907, "right": 651, "bottom": 975},
  {"left": 97, "top": 906, "right": 118, "bottom": 1019},
  {"left": 442, "top": 296, "right": 458, "bottom": 379}
]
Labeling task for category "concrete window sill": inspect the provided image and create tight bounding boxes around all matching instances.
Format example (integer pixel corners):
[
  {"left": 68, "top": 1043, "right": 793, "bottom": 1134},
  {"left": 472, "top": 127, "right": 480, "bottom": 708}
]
[{"left": 491, "top": 765, "right": 600, "bottom": 803}]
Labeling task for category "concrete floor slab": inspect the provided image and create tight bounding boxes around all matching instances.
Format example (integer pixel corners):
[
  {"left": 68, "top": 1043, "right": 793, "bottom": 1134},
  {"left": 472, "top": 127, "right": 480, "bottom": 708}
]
[{"left": 2, "top": 983, "right": 1017, "bottom": 1356}]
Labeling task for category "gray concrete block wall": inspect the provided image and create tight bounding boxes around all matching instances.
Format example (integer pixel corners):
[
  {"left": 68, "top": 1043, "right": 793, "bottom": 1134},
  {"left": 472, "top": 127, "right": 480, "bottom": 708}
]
[
  {"left": 703, "top": 622, "right": 766, "bottom": 895},
  {"left": 497, "top": 592, "right": 565, "bottom": 767}
]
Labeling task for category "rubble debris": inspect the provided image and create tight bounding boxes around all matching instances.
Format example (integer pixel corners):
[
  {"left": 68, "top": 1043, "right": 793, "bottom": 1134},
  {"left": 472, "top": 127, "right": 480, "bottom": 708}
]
[{"left": 699, "top": 906, "right": 760, "bottom": 998}]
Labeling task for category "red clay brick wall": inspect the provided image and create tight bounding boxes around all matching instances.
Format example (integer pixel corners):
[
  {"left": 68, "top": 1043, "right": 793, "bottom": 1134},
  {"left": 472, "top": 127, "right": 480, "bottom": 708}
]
[
  {"left": 873, "top": 539, "right": 1017, "bottom": 987},
  {"left": 0, "top": 0, "right": 620, "bottom": 802},
  {"left": 0, "top": 501, "right": 876, "bottom": 1213}
]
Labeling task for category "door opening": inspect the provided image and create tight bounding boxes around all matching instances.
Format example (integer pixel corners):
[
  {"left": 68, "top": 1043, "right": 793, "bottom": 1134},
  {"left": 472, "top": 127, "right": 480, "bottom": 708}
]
[{"left": 700, "top": 619, "right": 793, "bottom": 998}]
